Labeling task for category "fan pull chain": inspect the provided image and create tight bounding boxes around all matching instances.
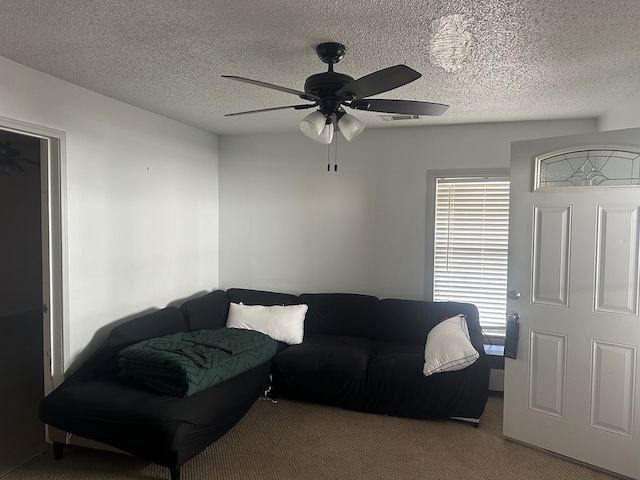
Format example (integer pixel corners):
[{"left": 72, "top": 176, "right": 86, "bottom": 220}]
[
  {"left": 327, "top": 143, "right": 331, "bottom": 171},
  {"left": 325, "top": 124, "right": 340, "bottom": 172},
  {"left": 327, "top": 131, "right": 338, "bottom": 172},
  {"left": 334, "top": 133, "right": 338, "bottom": 172}
]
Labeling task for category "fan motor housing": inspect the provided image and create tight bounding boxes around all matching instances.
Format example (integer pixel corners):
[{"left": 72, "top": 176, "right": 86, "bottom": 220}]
[
  {"left": 304, "top": 72, "right": 353, "bottom": 96},
  {"left": 305, "top": 72, "right": 354, "bottom": 115}
]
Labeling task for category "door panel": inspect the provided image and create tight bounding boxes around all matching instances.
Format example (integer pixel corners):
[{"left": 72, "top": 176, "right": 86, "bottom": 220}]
[
  {"left": 590, "top": 340, "right": 636, "bottom": 437},
  {"left": 528, "top": 330, "right": 567, "bottom": 417},
  {"left": 594, "top": 205, "right": 640, "bottom": 315},
  {"left": 531, "top": 205, "right": 571, "bottom": 306},
  {"left": 504, "top": 128, "right": 640, "bottom": 479}
]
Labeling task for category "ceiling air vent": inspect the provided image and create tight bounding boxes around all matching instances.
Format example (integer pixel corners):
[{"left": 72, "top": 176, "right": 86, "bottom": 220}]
[{"left": 379, "top": 114, "right": 422, "bottom": 121}]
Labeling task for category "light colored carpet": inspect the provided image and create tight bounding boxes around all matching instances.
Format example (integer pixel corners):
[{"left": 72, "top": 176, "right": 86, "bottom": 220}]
[{"left": 2, "top": 396, "right": 620, "bottom": 480}]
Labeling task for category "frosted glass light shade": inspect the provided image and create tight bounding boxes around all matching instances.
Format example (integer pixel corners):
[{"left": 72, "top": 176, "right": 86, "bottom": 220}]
[
  {"left": 300, "top": 111, "right": 327, "bottom": 139},
  {"left": 338, "top": 113, "right": 365, "bottom": 142},
  {"left": 314, "top": 122, "right": 334, "bottom": 144}
]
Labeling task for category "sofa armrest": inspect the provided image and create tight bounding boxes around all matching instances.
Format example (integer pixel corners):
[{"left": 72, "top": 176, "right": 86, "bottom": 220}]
[{"left": 63, "top": 307, "right": 187, "bottom": 384}]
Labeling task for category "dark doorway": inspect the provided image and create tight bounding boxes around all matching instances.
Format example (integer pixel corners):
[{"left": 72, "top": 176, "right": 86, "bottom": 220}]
[{"left": 0, "top": 129, "right": 46, "bottom": 474}]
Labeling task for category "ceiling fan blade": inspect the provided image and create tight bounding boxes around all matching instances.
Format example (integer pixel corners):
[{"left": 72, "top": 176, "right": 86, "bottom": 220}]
[
  {"left": 7, "top": 158, "right": 25, "bottom": 172},
  {"left": 225, "top": 104, "right": 316, "bottom": 117},
  {"left": 349, "top": 99, "right": 449, "bottom": 116},
  {"left": 336, "top": 65, "right": 421, "bottom": 100},
  {"left": 19, "top": 158, "right": 40, "bottom": 166},
  {"left": 222, "top": 75, "right": 320, "bottom": 102}
]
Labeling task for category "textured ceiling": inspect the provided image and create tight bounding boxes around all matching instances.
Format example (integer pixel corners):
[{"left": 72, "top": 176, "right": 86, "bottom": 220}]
[{"left": 0, "top": 0, "right": 639, "bottom": 135}]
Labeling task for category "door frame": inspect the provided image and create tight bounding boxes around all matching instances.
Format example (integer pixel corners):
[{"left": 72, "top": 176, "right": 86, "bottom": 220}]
[{"left": 0, "top": 115, "right": 67, "bottom": 394}]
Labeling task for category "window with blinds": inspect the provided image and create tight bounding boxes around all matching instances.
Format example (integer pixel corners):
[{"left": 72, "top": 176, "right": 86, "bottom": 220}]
[{"left": 433, "top": 176, "right": 510, "bottom": 339}]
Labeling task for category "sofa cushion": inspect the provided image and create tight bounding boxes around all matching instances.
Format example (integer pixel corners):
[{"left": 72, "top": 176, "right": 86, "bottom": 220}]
[
  {"left": 270, "top": 334, "right": 374, "bottom": 410},
  {"left": 371, "top": 340, "right": 423, "bottom": 357},
  {"left": 180, "top": 290, "right": 230, "bottom": 332},
  {"left": 377, "top": 298, "right": 482, "bottom": 348},
  {"left": 298, "top": 293, "right": 384, "bottom": 339},
  {"left": 363, "top": 351, "right": 489, "bottom": 419}
]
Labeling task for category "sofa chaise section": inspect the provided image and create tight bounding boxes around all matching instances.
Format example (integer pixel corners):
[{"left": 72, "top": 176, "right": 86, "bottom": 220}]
[{"left": 39, "top": 303, "right": 272, "bottom": 480}]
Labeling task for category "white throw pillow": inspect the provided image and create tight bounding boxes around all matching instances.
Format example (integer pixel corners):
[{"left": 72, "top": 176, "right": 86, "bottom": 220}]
[
  {"left": 226, "top": 302, "right": 308, "bottom": 345},
  {"left": 423, "top": 314, "right": 479, "bottom": 376}
]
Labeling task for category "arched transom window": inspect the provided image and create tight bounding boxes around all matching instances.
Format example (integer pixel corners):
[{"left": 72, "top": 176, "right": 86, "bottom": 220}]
[{"left": 535, "top": 147, "right": 640, "bottom": 190}]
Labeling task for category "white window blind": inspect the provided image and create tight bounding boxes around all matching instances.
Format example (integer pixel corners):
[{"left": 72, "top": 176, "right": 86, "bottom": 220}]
[{"left": 433, "top": 176, "right": 510, "bottom": 339}]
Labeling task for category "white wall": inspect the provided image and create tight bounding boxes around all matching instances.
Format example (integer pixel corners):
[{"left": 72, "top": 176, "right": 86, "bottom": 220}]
[
  {"left": 219, "top": 119, "right": 597, "bottom": 300},
  {"left": 0, "top": 56, "right": 219, "bottom": 368},
  {"left": 599, "top": 91, "right": 640, "bottom": 131}
]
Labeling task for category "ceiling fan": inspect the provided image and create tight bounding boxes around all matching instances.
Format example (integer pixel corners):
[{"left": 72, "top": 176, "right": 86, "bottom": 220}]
[
  {"left": 0, "top": 140, "right": 39, "bottom": 174},
  {"left": 223, "top": 42, "right": 448, "bottom": 143}
]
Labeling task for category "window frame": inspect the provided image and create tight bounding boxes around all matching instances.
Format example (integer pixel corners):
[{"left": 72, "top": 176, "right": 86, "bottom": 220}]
[{"left": 425, "top": 168, "right": 510, "bottom": 343}]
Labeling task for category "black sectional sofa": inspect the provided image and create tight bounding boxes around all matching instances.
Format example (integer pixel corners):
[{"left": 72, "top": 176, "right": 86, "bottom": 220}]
[{"left": 39, "top": 288, "right": 490, "bottom": 480}]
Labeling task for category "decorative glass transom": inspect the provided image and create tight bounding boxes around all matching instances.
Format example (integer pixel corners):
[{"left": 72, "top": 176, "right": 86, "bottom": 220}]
[{"left": 535, "top": 147, "right": 640, "bottom": 190}]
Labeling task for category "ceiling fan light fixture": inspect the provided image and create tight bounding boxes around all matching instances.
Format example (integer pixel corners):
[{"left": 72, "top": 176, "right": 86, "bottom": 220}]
[
  {"left": 314, "top": 120, "right": 334, "bottom": 144},
  {"left": 338, "top": 113, "right": 365, "bottom": 142},
  {"left": 300, "top": 110, "right": 327, "bottom": 139}
]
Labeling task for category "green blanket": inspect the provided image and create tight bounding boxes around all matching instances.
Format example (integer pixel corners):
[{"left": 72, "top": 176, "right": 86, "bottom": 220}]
[{"left": 118, "top": 327, "right": 277, "bottom": 397}]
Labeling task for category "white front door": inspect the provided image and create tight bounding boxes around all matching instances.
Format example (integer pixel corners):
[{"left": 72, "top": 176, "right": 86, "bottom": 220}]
[{"left": 504, "top": 128, "right": 640, "bottom": 479}]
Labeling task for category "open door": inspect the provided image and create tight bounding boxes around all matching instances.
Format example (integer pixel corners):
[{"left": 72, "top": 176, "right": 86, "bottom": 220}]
[
  {"left": 0, "top": 117, "right": 66, "bottom": 391},
  {"left": 504, "top": 128, "right": 640, "bottom": 478}
]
